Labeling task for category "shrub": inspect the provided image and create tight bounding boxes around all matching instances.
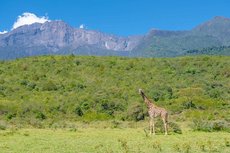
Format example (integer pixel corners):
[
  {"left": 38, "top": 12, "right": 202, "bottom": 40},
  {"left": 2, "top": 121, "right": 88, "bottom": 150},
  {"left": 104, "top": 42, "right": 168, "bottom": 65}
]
[
  {"left": 192, "top": 119, "right": 213, "bottom": 132},
  {"left": 27, "top": 82, "right": 36, "bottom": 90},
  {"left": 0, "top": 86, "right": 5, "bottom": 93},
  {"left": 185, "top": 68, "right": 196, "bottom": 74},
  {"left": 74, "top": 60, "right": 81, "bottom": 65},
  {"left": 191, "top": 119, "right": 230, "bottom": 132},
  {"left": 75, "top": 106, "right": 84, "bottom": 116},
  {"left": 182, "top": 101, "right": 197, "bottom": 109},
  {"left": 28, "top": 118, "right": 44, "bottom": 128},
  {"left": 208, "top": 89, "right": 222, "bottom": 99},
  {"left": 20, "top": 80, "right": 29, "bottom": 86},
  {"left": 82, "top": 111, "right": 112, "bottom": 121},
  {"left": 76, "top": 83, "right": 86, "bottom": 90},
  {"left": 81, "top": 102, "right": 90, "bottom": 111},
  {"left": 35, "top": 111, "right": 46, "bottom": 120},
  {"left": 41, "top": 81, "right": 58, "bottom": 91},
  {"left": 99, "top": 100, "right": 124, "bottom": 116},
  {"left": 127, "top": 103, "right": 145, "bottom": 121},
  {"left": 6, "top": 113, "right": 16, "bottom": 120},
  {"left": 150, "top": 85, "right": 173, "bottom": 101},
  {"left": 0, "top": 121, "right": 7, "bottom": 130},
  {"left": 168, "top": 122, "right": 183, "bottom": 134}
]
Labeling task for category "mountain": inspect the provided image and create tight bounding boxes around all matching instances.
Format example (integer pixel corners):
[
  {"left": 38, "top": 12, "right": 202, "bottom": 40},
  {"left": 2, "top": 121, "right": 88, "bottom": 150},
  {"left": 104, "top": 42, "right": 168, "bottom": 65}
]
[
  {"left": 132, "top": 16, "right": 230, "bottom": 57},
  {"left": 0, "top": 16, "right": 230, "bottom": 59},
  {"left": 192, "top": 16, "right": 230, "bottom": 44},
  {"left": 0, "top": 21, "right": 141, "bottom": 59}
]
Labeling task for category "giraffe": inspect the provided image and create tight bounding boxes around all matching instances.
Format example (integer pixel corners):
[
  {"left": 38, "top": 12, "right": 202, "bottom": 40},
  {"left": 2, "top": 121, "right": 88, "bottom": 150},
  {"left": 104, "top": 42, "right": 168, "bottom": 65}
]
[{"left": 139, "top": 89, "right": 168, "bottom": 135}]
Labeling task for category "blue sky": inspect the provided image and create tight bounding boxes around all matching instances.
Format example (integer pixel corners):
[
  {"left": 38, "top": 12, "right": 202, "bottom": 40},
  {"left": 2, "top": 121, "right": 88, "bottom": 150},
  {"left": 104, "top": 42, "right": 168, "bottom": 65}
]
[{"left": 0, "top": 0, "right": 230, "bottom": 36}]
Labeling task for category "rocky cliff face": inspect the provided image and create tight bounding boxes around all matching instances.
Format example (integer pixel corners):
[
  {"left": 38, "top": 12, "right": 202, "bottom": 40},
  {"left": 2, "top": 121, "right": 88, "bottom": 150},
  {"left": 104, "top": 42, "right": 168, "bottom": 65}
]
[
  {"left": 0, "top": 21, "right": 141, "bottom": 59},
  {"left": 0, "top": 16, "right": 230, "bottom": 59}
]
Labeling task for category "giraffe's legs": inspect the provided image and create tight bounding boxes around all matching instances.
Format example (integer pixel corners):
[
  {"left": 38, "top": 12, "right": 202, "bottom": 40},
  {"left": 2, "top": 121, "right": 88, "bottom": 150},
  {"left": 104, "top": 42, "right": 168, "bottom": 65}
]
[
  {"left": 149, "top": 118, "right": 153, "bottom": 135},
  {"left": 163, "top": 119, "right": 168, "bottom": 135},
  {"left": 152, "top": 119, "right": 155, "bottom": 135},
  {"left": 149, "top": 118, "right": 155, "bottom": 135}
]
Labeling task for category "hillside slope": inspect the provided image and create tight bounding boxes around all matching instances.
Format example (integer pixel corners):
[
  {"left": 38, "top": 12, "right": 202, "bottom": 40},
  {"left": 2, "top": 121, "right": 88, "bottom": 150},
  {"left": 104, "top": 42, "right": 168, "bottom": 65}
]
[{"left": 0, "top": 56, "right": 229, "bottom": 127}]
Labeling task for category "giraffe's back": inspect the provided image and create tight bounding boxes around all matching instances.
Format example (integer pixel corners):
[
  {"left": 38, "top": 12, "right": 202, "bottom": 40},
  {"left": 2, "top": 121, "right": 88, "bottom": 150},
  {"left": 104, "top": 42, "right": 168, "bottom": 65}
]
[{"left": 149, "top": 106, "right": 167, "bottom": 119}]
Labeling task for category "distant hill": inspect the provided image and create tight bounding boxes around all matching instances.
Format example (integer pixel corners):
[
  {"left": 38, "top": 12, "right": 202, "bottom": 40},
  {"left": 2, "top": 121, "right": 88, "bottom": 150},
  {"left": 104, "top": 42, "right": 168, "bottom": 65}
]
[
  {"left": 0, "top": 16, "right": 230, "bottom": 59},
  {"left": 0, "top": 55, "right": 229, "bottom": 124}
]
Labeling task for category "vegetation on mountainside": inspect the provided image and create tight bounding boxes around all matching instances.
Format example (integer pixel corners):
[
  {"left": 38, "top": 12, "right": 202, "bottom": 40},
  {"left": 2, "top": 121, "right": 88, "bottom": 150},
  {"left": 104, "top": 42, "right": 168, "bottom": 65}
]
[
  {"left": 0, "top": 55, "right": 229, "bottom": 131},
  {"left": 186, "top": 46, "right": 230, "bottom": 55}
]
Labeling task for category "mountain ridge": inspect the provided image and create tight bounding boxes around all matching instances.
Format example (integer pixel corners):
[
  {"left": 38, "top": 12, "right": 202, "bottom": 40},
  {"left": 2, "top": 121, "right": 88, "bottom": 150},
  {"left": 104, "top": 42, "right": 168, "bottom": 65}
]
[{"left": 0, "top": 16, "right": 230, "bottom": 59}]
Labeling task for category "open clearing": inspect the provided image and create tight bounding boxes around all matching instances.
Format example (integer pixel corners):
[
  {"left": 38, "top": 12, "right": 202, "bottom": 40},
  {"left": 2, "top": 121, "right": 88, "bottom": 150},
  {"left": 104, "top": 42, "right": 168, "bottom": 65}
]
[{"left": 0, "top": 128, "right": 229, "bottom": 153}]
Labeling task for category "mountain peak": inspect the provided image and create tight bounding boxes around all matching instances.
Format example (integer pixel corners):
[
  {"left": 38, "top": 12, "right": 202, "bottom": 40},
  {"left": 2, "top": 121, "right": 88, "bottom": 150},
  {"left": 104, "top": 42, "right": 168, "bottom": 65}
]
[
  {"left": 212, "top": 16, "right": 230, "bottom": 21},
  {"left": 0, "top": 16, "right": 230, "bottom": 59},
  {"left": 41, "top": 20, "right": 72, "bottom": 29},
  {"left": 193, "top": 16, "right": 230, "bottom": 32}
]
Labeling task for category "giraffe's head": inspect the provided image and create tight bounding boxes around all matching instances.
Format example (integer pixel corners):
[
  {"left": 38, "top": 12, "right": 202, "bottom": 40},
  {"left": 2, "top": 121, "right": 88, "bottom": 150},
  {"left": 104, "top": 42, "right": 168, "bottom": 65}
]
[{"left": 138, "top": 88, "right": 144, "bottom": 95}]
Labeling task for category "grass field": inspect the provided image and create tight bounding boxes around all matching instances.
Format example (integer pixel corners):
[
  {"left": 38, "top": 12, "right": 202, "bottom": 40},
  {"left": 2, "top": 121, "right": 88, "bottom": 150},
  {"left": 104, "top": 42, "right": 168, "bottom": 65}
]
[{"left": 0, "top": 128, "right": 230, "bottom": 153}]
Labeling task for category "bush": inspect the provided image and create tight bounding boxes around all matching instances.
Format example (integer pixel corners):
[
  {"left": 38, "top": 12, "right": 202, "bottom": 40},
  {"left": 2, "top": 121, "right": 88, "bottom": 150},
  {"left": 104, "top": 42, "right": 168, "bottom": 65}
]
[
  {"left": 182, "top": 101, "right": 197, "bottom": 109},
  {"left": 6, "top": 113, "right": 16, "bottom": 120},
  {"left": 191, "top": 119, "right": 230, "bottom": 132},
  {"left": 150, "top": 85, "right": 173, "bottom": 101},
  {"left": 99, "top": 100, "right": 124, "bottom": 116},
  {"left": 0, "top": 121, "right": 7, "bottom": 130},
  {"left": 75, "top": 106, "right": 84, "bottom": 116},
  {"left": 169, "top": 122, "right": 183, "bottom": 134},
  {"left": 28, "top": 118, "right": 44, "bottom": 128},
  {"left": 35, "top": 111, "right": 46, "bottom": 120},
  {"left": 127, "top": 103, "right": 145, "bottom": 121},
  {"left": 41, "top": 81, "right": 58, "bottom": 91}
]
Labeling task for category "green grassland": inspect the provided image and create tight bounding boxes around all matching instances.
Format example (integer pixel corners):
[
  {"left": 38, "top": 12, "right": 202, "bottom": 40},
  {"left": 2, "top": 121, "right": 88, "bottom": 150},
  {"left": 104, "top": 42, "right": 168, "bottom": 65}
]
[{"left": 0, "top": 128, "right": 230, "bottom": 153}]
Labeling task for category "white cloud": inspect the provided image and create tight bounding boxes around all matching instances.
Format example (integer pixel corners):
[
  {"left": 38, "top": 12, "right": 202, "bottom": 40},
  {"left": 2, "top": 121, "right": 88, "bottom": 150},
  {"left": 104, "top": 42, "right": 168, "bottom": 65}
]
[
  {"left": 0, "top": 30, "right": 8, "bottom": 34},
  {"left": 79, "top": 24, "right": 84, "bottom": 29},
  {"left": 12, "top": 12, "right": 50, "bottom": 30}
]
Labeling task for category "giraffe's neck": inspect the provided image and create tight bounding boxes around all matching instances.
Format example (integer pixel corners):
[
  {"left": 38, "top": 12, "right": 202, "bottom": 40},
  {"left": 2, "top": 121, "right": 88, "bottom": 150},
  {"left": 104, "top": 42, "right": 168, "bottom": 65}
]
[{"left": 141, "top": 92, "right": 154, "bottom": 107}]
